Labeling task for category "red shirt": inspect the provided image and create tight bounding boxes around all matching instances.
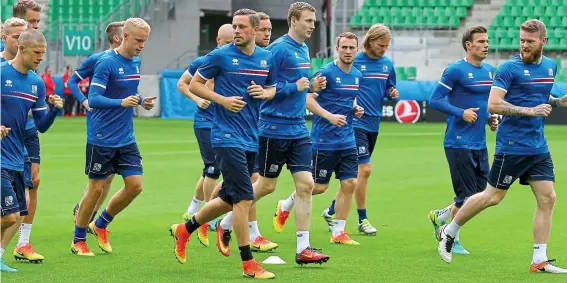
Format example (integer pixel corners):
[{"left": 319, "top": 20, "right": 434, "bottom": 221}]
[
  {"left": 62, "top": 72, "right": 72, "bottom": 95},
  {"left": 41, "top": 73, "right": 56, "bottom": 98}
]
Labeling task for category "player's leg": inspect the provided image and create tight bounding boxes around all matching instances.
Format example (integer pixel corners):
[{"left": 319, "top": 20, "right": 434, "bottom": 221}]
[
  {"left": 92, "top": 174, "right": 115, "bottom": 221},
  {"left": 184, "top": 176, "right": 204, "bottom": 221},
  {"left": 1, "top": 170, "right": 28, "bottom": 272},
  {"left": 437, "top": 153, "right": 523, "bottom": 263},
  {"left": 525, "top": 154, "right": 566, "bottom": 273},
  {"left": 329, "top": 148, "right": 360, "bottom": 245},
  {"left": 91, "top": 143, "right": 144, "bottom": 253},
  {"left": 353, "top": 130, "right": 378, "bottom": 235},
  {"left": 73, "top": 144, "right": 117, "bottom": 256}
]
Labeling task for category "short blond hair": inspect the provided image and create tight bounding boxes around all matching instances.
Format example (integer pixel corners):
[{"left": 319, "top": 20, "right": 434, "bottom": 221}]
[
  {"left": 362, "top": 24, "right": 391, "bottom": 52},
  {"left": 124, "top": 17, "right": 151, "bottom": 33},
  {"left": 257, "top": 12, "right": 270, "bottom": 21},
  {"left": 3, "top": 17, "right": 27, "bottom": 35},
  {"left": 287, "top": 2, "right": 316, "bottom": 27},
  {"left": 521, "top": 19, "right": 546, "bottom": 38},
  {"left": 336, "top": 32, "right": 358, "bottom": 47}
]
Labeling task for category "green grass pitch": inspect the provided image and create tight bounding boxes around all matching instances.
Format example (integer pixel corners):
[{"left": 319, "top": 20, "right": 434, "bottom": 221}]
[{"left": 2, "top": 118, "right": 567, "bottom": 282}]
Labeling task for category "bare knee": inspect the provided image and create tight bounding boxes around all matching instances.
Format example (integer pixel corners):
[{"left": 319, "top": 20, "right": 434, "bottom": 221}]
[
  {"left": 296, "top": 179, "right": 314, "bottom": 197},
  {"left": 358, "top": 164, "right": 372, "bottom": 179},
  {"left": 32, "top": 176, "right": 40, "bottom": 190},
  {"left": 258, "top": 177, "right": 277, "bottom": 196},
  {"left": 483, "top": 189, "right": 506, "bottom": 206},
  {"left": 340, "top": 179, "right": 357, "bottom": 194},
  {"left": 2, "top": 213, "right": 18, "bottom": 228},
  {"left": 312, "top": 184, "right": 328, "bottom": 195},
  {"left": 538, "top": 190, "right": 556, "bottom": 208}
]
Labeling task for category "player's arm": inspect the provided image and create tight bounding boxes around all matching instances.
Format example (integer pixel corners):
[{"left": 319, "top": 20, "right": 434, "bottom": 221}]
[
  {"left": 249, "top": 57, "right": 278, "bottom": 101},
  {"left": 177, "top": 70, "right": 210, "bottom": 109},
  {"left": 267, "top": 46, "right": 308, "bottom": 98},
  {"left": 385, "top": 65, "right": 399, "bottom": 100},
  {"left": 89, "top": 59, "right": 139, "bottom": 108},
  {"left": 307, "top": 92, "right": 347, "bottom": 127},
  {"left": 32, "top": 82, "right": 62, "bottom": 133},
  {"left": 548, "top": 83, "right": 567, "bottom": 107}
]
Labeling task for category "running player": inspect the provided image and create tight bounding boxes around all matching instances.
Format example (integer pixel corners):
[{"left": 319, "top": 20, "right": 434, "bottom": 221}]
[
  {"left": 437, "top": 20, "right": 567, "bottom": 274},
  {"left": 1, "top": 29, "right": 63, "bottom": 272},
  {"left": 428, "top": 26, "right": 498, "bottom": 255},
  {"left": 321, "top": 24, "right": 398, "bottom": 236},
  {"left": 70, "top": 21, "right": 125, "bottom": 224},
  {"left": 169, "top": 9, "right": 277, "bottom": 279},
  {"left": 72, "top": 18, "right": 154, "bottom": 256}
]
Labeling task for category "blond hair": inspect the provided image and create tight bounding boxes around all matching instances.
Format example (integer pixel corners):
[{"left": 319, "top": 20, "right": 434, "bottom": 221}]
[
  {"left": 124, "top": 17, "right": 151, "bottom": 33},
  {"left": 287, "top": 2, "right": 316, "bottom": 27},
  {"left": 18, "top": 28, "right": 45, "bottom": 46},
  {"left": 521, "top": 19, "right": 546, "bottom": 38},
  {"left": 12, "top": 0, "right": 41, "bottom": 18},
  {"left": 336, "top": 32, "right": 358, "bottom": 47},
  {"left": 3, "top": 17, "right": 27, "bottom": 35},
  {"left": 362, "top": 24, "right": 391, "bottom": 52}
]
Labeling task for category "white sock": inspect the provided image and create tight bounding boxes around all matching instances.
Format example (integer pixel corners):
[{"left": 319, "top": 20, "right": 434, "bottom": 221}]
[
  {"left": 444, "top": 220, "right": 461, "bottom": 238},
  {"left": 533, "top": 244, "right": 548, "bottom": 264},
  {"left": 17, "top": 223, "right": 32, "bottom": 247},
  {"left": 0, "top": 247, "right": 4, "bottom": 258},
  {"left": 220, "top": 212, "right": 233, "bottom": 231},
  {"left": 281, "top": 193, "right": 295, "bottom": 212},
  {"left": 296, "top": 231, "right": 310, "bottom": 254},
  {"left": 455, "top": 230, "right": 460, "bottom": 242},
  {"left": 332, "top": 220, "right": 346, "bottom": 237},
  {"left": 248, "top": 221, "right": 261, "bottom": 241},
  {"left": 186, "top": 197, "right": 203, "bottom": 215},
  {"left": 437, "top": 204, "right": 453, "bottom": 222}
]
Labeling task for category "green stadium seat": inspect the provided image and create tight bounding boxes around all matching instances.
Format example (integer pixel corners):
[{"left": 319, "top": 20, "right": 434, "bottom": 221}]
[
  {"left": 521, "top": 7, "right": 533, "bottom": 17},
  {"left": 544, "top": 7, "right": 555, "bottom": 17},
  {"left": 406, "top": 66, "right": 417, "bottom": 80},
  {"left": 349, "top": 15, "right": 362, "bottom": 27},
  {"left": 456, "top": 7, "right": 467, "bottom": 17},
  {"left": 448, "top": 16, "right": 460, "bottom": 27},
  {"left": 396, "top": 67, "right": 408, "bottom": 80},
  {"left": 322, "top": 57, "right": 334, "bottom": 66},
  {"left": 510, "top": 6, "right": 521, "bottom": 16}
]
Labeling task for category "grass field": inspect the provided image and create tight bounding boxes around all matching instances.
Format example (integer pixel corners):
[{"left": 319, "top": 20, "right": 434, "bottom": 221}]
[{"left": 2, "top": 118, "right": 567, "bottom": 283}]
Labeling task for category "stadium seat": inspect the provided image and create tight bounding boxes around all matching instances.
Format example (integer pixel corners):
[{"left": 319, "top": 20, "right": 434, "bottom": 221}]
[
  {"left": 406, "top": 66, "right": 417, "bottom": 80},
  {"left": 396, "top": 66, "right": 407, "bottom": 80}
]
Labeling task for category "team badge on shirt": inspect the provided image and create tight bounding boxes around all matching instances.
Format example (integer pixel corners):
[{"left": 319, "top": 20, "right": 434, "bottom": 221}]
[
  {"left": 260, "top": 60, "right": 267, "bottom": 68},
  {"left": 31, "top": 85, "right": 37, "bottom": 94},
  {"left": 360, "top": 65, "right": 366, "bottom": 71},
  {"left": 548, "top": 68, "right": 553, "bottom": 76},
  {"left": 5, "top": 79, "right": 12, "bottom": 87},
  {"left": 382, "top": 65, "right": 388, "bottom": 72}
]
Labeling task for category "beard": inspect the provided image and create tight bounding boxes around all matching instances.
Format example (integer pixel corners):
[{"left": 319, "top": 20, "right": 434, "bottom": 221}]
[
  {"left": 521, "top": 44, "right": 543, "bottom": 64},
  {"left": 339, "top": 57, "right": 353, "bottom": 65}
]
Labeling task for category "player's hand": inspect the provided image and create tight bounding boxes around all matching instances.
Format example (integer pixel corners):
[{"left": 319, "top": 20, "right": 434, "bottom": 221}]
[
  {"left": 49, "top": 94, "right": 64, "bottom": 109},
  {"left": 462, "top": 107, "right": 479, "bottom": 123},
  {"left": 82, "top": 99, "right": 92, "bottom": 111},
  {"left": 389, "top": 87, "right": 399, "bottom": 99},
  {"left": 142, "top": 96, "right": 157, "bottom": 110},
  {"left": 222, "top": 96, "right": 247, "bottom": 113},
  {"left": 532, "top": 104, "right": 552, "bottom": 117},
  {"left": 326, "top": 114, "right": 347, "bottom": 127},
  {"left": 354, "top": 105, "right": 364, "bottom": 118},
  {"left": 309, "top": 74, "right": 326, "bottom": 92},
  {"left": 296, "top": 77, "right": 310, "bottom": 92},
  {"left": 121, "top": 95, "right": 140, "bottom": 108},
  {"left": 488, "top": 115, "right": 499, "bottom": 132},
  {"left": 249, "top": 81, "right": 275, "bottom": 100},
  {"left": 196, "top": 98, "right": 211, "bottom": 110},
  {"left": 0, "top": 125, "right": 11, "bottom": 138}
]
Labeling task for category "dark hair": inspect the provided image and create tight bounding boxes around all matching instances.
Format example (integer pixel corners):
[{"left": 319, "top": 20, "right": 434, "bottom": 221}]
[
  {"left": 521, "top": 19, "right": 547, "bottom": 38},
  {"left": 13, "top": 0, "right": 41, "bottom": 18},
  {"left": 462, "top": 25, "right": 487, "bottom": 51},
  {"left": 106, "top": 21, "right": 125, "bottom": 43},
  {"left": 287, "top": 2, "right": 316, "bottom": 27},
  {"left": 233, "top": 9, "right": 260, "bottom": 28}
]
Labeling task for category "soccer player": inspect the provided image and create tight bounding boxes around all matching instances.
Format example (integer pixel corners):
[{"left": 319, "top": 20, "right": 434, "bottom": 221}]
[
  {"left": 437, "top": 19, "right": 567, "bottom": 273},
  {"left": 428, "top": 26, "right": 498, "bottom": 255},
  {"left": 177, "top": 23, "right": 233, "bottom": 246},
  {"left": 70, "top": 21, "right": 125, "bottom": 225},
  {"left": 255, "top": 12, "right": 272, "bottom": 48},
  {"left": 72, "top": 18, "right": 155, "bottom": 256},
  {"left": 169, "top": 9, "right": 277, "bottom": 279},
  {"left": 1, "top": 29, "right": 63, "bottom": 272},
  {"left": 320, "top": 24, "right": 398, "bottom": 236}
]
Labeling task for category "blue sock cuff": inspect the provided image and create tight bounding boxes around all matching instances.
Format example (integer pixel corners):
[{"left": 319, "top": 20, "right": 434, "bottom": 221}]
[
  {"left": 328, "top": 199, "right": 336, "bottom": 215},
  {"left": 357, "top": 208, "right": 367, "bottom": 223},
  {"left": 73, "top": 225, "right": 88, "bottom": 243},
  {"left": 95, "top": 209, "right": 115, "bottom": 229}
]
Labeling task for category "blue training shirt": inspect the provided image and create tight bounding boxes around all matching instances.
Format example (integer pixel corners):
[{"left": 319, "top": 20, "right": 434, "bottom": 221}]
[
  {"left": 1, "top": 61, "right": 58, "bottom": 171},
  {"left": 87, "top": 49, "right": 142, "bottom": 148},
  {"left": 492, "top": 54, "right": 557, "bottom": 155},
  {"left": 352, "top": 52, "right": 396, "bottom": 133},
  {"left": 311, "top": 61, "right": 362, "bottom": 151},
  {"left": 188, "top": 55, "right": 214, "bottom": 129},
  {"left": 196, "top": 43, "right": 277, "bottom": 152},
  {"left": 429, "top": 58, "right": 494, "bottom": 150},
  {"left": 1, "top": 55, "right": 38, "bottom": 131},
  {"left": 260, "top": 34, "right": 311, "bottom": 139}
]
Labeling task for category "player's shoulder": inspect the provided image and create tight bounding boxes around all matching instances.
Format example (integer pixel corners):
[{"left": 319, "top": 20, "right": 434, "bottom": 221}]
[
  {"left": 319, "top": 61, "right": 335, "bottom": 75},
  {"left": 442, "top": 59, "right": 465, "bottom": 75},
  {"left": 352, "top": 66, "right": 363, "bottom": 78},
  {"left": 480, "top": 61, "right": 495, "bottom": 72},
  {"left": 254, "top": 45, "right": 273, "bottom": 58},
  {"left": 379, "top": 55, "right": 394, "bottom": 66},
  {"left": 540, "top": 55, "right": 557, "bottom": 68},
  {"left": 1, "top": 60, "right": 10, "bottom": 69}
]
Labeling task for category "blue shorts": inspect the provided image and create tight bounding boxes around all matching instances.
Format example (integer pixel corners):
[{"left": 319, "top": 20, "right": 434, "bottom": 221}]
[
  {"left": 194, "top": 128, "right": 220, "bottom": 179},
  {"left": 24, "top": 158, "right": 33, "bottom": 189},
  {"left": 215, "top": 147, "right": 256, "bottom": 204},
  {"left": 252, "top": 154, "right": 259, "bottom": 174},
  {"left": 488, "top": 153, "right": 555, "bottom": 190},
  {"left": 444, "top": 148, "right": 489, "bottom": 208},
  {"left": 85, "top": 143, "right": 143, "bottom": 180},
  {"left": 312, "top": 148, "right": 359, "bottom": 184},
  {"left": 355, "top": 128, "right": 378, "bottom": 165},
  {"left": 257, "top": 136, "right": 312, "bottom": 178},
  {"left": 1, "top": 169, "right": 28, "bottom": 216},
  {"left": 24, "top": 127, "right": 40, "bottom": 164}
]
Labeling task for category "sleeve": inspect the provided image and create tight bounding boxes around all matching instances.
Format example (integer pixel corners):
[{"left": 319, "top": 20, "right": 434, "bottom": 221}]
[
  {"left": 311, "top": 69, "right": 325, "bottom": 97},
  {"left": 68, "top": 67, "right": 88, "bottom": 103},
  {"left": 268, "top": 46, "right": 298, "bottom": 97},
  {"left": 187, "top": 58, "right": 200, "bottom": 77},
  {"left": 32, "top": 81, "right": 58, "bottom": 133},
  {"left": 88, "top": 59, "right": 122, "bottom": 108},
  {"left": 492, "top": 62, "right": 513, "bottom": 93},
  {"left": 428, "top": 66, "right": 465, "bottom": 118},
  {"left": 195, "top": 51, "right": 221, "bottom": 81},
  {"left": 550, "top": 83, "right": 565, "bottom": 98},
  {"left": 265, "top": 56, "right": 278, "bottom": 88},
  {"left": 385, "top": 63, "right": 397, "bottom": 100}
]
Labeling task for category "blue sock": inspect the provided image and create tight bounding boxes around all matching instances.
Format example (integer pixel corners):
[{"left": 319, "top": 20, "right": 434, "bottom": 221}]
[
  {"left": 328, "top": 200, "right": 336, "bottom": 216},
  {"left": 90, "top": 210, "right": 98, "bottom": 223},
  {"left": 73, "top": 225, "right": 88, "bottom": 244},
  {"left": 95, "top": 209, "right": 114, "bottom": 229},
  {"left": 357, "top": 208, "right": 367, "bottom": 223}
]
